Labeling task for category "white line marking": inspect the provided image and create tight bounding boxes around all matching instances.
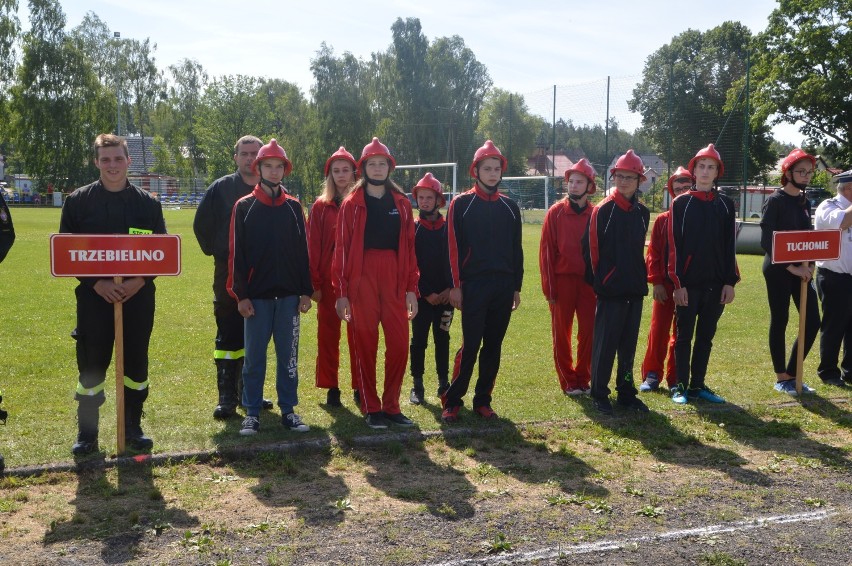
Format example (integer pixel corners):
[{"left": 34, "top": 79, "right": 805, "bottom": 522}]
[{"left": 429, "top": 509, "right": 836, "bottom": 565}]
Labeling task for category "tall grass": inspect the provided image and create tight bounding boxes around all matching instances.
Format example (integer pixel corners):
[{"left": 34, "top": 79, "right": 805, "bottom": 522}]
[{"left": 0, "top": 207, "right": 837, "bottom": 466}]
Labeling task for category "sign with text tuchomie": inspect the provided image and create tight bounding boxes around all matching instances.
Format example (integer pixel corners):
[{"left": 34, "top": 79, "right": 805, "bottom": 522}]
[
  {"left": 772, "top": 229, "right": 841, "bottom": 264},
  {"left": 50, "top": 234, "right": 181, "bottom": 277}
]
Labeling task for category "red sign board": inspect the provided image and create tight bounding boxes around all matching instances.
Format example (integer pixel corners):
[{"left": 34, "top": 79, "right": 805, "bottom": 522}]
[
  {"left": 50, "top": 234, "right": 182, "bottom": 277},
  {"left": 772, "top": 229, "right": 841, "bottom": 264}
]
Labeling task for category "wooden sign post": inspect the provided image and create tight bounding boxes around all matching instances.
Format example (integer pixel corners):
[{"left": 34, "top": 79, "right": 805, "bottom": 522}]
[
  {"left": 772, "top": 229, "right": 841, "bottom": 395},
  {"left": 51, "top": 234, "right": 181, "bottom": 454}
]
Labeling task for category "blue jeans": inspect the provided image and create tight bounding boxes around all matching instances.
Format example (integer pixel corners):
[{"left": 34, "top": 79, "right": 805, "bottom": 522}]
[{"left": 241, "top": 296, "right": 301, "bottom": 416}]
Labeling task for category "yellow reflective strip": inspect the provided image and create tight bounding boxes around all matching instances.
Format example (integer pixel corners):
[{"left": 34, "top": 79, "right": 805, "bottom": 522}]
[
  {"left": 76, "top": 382, "right": 105, "bottom": 396},
  {"left": 213, "top": 349, "right": 245, "bottom": 360},
  {"left": 123, "top": 376, "right": 149, "bottom": 391}
]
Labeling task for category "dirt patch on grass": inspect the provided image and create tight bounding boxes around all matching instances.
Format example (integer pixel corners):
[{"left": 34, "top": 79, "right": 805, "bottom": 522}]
[{"left": 2, "top": 409, "right": 851, "bottom": 565}]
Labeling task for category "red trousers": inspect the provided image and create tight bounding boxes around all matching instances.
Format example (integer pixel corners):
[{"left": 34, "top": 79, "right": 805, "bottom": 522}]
[
  {"left": 641, "top": 281, "right": 677, "bottom": 386},
  {"left": 314, "top": 279, "right": 356, "bottom": 390},
  {"left": 549, "top": 274, "right": 595, "bottom": 391},
  {"left": 349, "top": 250, "right": 409, "bottom": 415}
]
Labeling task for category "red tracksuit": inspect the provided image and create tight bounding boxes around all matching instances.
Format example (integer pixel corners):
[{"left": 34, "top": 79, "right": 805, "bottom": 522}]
[
  {"left": 640, "top": 210, "right": 677, "bottom": 387},
  {"left": 539, "top": 199, "right": 595, "bottom": 392},
  {"left": 332, "top": 188, "right": 419, "bottom": 415},
  {"left": 308, "top": 198, "right": 356, "bottom": 390}
]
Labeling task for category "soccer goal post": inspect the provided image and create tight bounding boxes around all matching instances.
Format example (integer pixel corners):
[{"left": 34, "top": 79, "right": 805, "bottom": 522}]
[
  {"left": 395, "top": 162, "right": 458, "bottom": 200},
  {"left": 501, "top": 176, "right": 553, "bottom": 210}
]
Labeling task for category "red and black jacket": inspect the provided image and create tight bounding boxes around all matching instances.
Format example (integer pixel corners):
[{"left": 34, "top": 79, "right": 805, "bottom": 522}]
[
  {"left": 539, "top": 199, "right": 593, "bottom": 300},
  {"left": 447, "top": 185, "right": 524, "bottom": 291},
  {"left": 583, "top": 190, "right": 649, "bottom": 299},
  {"left": 667, "top": 190, "right": 740, "bottom": 290}
]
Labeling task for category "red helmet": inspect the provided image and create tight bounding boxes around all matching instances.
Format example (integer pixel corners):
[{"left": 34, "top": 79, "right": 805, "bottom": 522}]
[
  {"left": 412, "top": 172, "right": 446, "bottom": 208},
  {"left": 610, "top": 149, "right": 647, "bottom": 182},
  {"left": 358, "top": 137, "right": 396, "bottom": 171},
  {"left": 666, "top": 166, "right": 694, "bottom": 197},
  {"left": 780, "top": 148, "right": 816, "bottom": 185},
  {"left": 252, "top": 139, "right": 292, "bottom": 176},
  {"left": 469, "top": 140, "right": 508, "bottom": 177},
  {"left": 564, "top": 158, "right": 597, "bottom": 194},
  {"left": 324, "top": 146, "right": 357, "bottom": 177},
  {"left": 688, "top": 144, "right": 724, "bottom": 178}
]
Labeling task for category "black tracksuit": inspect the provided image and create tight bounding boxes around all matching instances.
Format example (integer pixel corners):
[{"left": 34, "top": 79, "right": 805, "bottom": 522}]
[
  {"left": 410, "top": 213, "right": 453, "bottom": 386},
  {"left": 59, "top": 180, "right": 167, "bottom": 404},
  {"left": 667, "top": 189, "right": 740, "bottom": 390},
  {"left": 445, "top": 185, "right": 523, "bottom": 409},
  {"left": 584, "top": 190, "right": 649, "bottom": 401},
  {"left": 760, "top": 189, "right": 820, "bottom": 377},
  {"left": 194, "top": 172, "right": 254, "bottom": 358},
  {"left": 0, "top": 192, "right": 14, "bottom": 262},
  {"left": 226, "top": 186, "right": 313, "bottom": 302}
]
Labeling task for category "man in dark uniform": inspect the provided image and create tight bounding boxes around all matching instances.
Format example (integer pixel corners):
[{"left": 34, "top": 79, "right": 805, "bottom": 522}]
[
  {"left": 814, "top": 170, "right": 852, "bottom": 386},
  {"left": 194, "top": 136, "right": 272, "bottom": 419},
  {"left": 0, "top": 189, "right": 14, "bottom": 471},
  {"left": 61, "top": 134, "right": 166, "bottom": 455}
]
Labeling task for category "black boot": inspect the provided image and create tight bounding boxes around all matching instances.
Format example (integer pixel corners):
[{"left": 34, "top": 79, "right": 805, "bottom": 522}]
[
  {"left": 125, "top": 400, "right": 154, "bottom": 452},
  {"left": 213, "top": 359, "right": 239, "bottom": 419},
  {"left": 72, "top": 401, "right": 99, "bottom": 456},
  {"left": 437, "top": 377, "right": 449, "bottom": 398},
  {"left": 326, "top": 387, "right": 342, "bottom": 407},
  {"left": 410, "top": 376, "right": 424, "bottom": 405},
  {"left": 235, "top": 359, "right": 274, "bottom": 411}
]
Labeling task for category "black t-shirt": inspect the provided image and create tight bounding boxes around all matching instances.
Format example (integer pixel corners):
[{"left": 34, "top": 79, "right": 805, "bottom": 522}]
[{"left": 364, "top": 189, "right": 400, "bottom": 250}]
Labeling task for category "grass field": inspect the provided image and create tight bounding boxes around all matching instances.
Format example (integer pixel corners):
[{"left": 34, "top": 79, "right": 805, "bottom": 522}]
[
  {"left": 2, "top": 207, "right": 852, "bottom": 565},
  {"left": 0, "top": 206, "right": 841, "bottom": 467}
]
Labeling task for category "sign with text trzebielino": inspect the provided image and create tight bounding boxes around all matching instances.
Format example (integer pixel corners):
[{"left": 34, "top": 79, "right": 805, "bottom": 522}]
[
  {"left": 771, "top": 229, "right": 841, "bottom": 264},
  {"left": 50, "top": 234, "right": 182, "bottom": 277}
]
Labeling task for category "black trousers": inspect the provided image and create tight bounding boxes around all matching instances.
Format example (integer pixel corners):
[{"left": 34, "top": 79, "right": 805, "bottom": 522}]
[
  {"left": 409, "top": 298, "right": 453, "bottom": 382},
  {"left": 445, "top": 276, "right": 514, "bottom": 409},
  {"left": 73, "top": 281, "right": 155, "bottom": 404},
  {"left": 213, "top": 259, "right": 244, "bottom": 358},
  {"left": 590, "top": 297, "right": 642, "bottom": 401},
  {"left": 816, "top": 268, "right": 852, "bottom": 382},
  {"left": 762, "top": 260, "right": 820, "bottom": 377},
  {"left": 674, "top": 286, "right": 725, "bottom": 390}
]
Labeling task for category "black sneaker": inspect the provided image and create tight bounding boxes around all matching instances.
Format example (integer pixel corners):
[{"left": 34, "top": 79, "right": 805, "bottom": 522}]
[
  {"left": 822, "top": 377, "right": 847, "bottom": 388},
  {"left": 384, "top": 412, "right": 415, "bottom": 427},
  {"left": 239, "top": 415, "right": 260, "bottom": 436},
  {"left": 593, "top": 397, "right": 613, "bottom": 415},
  {"left": 282, "top": 412, "right": 310, "bottom": 432},
  {"left": 261, "top": 399, "right": 274, "bottom": 410},
  {"left": 71, "top": 434, "right": 98, "bottom": 456},
  {"left": 409, "top": 388, "right": 424, "bottom": 405},
  {"left": 618, "top": 396, "right": 650, "bottom": 413},
  {"left": 326, "top": 387, "right": 342, "bottom": 407},
  {"left": 365, "top": 412, "right": 388, "bottom": 429}
]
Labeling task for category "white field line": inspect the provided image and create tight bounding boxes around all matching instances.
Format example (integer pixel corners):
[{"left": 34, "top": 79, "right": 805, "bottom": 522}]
[{"left": 428, "top": 509, "right": 836, "bottom": 566}]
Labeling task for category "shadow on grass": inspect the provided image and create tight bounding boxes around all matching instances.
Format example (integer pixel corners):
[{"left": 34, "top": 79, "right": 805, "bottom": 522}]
[
  {"left": 210, "top": 409, "right": 351, "bottom": 528},
  {"left": 696, "top": 399, "right": 851, "bottom": 469},
  {"left": 800, "top": 393, "right": 852, "bottom": 431},
  {"left": 579, "top": 398, "right": 771, "bottom": 486},
  {"left": 44, "top": 454, "right": 198, "bottom": 562}
]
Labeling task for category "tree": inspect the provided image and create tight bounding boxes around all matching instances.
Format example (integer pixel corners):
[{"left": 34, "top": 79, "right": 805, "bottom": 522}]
[
  {"left": 8, "top": 0, "right": 113, "bottom": 190},
  {"left": 629, "top": 22, "right": 774, "bottom": 183},
  {"left": 0, "top": 0, "right": 20, "bottom": 145},
  {"left": 195, "top": 74, "right": 268, "bottom": 182},
  {"left": 259, "top": 78, "right": 314, "bottom": 198},
  {"left": 309, "top": 43, "right": 375, "bottom": 168},
  {"left": 153, "top": 58, "right": 208, "bottom": 178},
  {"left": 426, "top": 35, "right": 491, "bottom": 166},
  {"left": 747, "top": 0, "right": 850, "bottom": 163},
  {"left": 476, "top": 89, "right": 545, "bottom": 176},
  {"left": 120, "top": 38, "right": 163, "bottom": 170}
]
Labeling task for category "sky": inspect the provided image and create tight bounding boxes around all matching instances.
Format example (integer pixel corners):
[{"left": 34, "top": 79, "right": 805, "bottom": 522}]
[{"left": 32, "top": 0, "right": 802, "bottom": 144}]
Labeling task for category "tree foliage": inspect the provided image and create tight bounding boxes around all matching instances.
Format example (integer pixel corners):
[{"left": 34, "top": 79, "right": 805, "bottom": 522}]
[
  {"left": 8, "top": 0, "right": 112, "bottom": 190},
  {"left": 629, "top": 22, "right": 775, "bottom": 183},
  {"left": 746, "top": 0, "right": 850, "bottom": 163},
  {"left": 477, "top": 89, "right": 545, "bottom": 176}
]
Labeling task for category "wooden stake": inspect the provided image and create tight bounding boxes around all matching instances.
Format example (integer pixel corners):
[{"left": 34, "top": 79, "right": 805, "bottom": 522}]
[
  {"left": 795, "top": 277, "right": 807, "bottom": 396},
  {"left": 114, "top": 276, "right": 126, "bottom": 454}
]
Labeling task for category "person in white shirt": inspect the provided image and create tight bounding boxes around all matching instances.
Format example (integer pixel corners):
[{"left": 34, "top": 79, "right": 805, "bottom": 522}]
[{"left": 813, "top": 170, "right": 852, "bottom": 387}]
